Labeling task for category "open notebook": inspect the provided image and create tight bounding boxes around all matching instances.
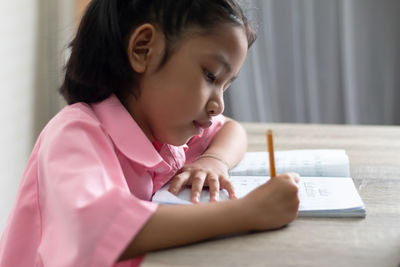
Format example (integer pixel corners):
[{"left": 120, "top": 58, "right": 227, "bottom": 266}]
[{"left": 152, "top": 150, "right": 366, "bottom": 217}]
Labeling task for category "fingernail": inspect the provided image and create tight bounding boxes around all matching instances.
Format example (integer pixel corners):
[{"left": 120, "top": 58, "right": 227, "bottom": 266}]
[{"left": 213, "top": 194, "right": 219, "bottom": 202}]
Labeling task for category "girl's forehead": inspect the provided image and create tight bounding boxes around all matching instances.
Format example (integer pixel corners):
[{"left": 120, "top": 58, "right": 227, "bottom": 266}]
[
  {"left": 176, "top": 25, "right": 248, "bottom": 71},
  {"left": 176, "top": 24, "right": 248, "bottom": 53}
]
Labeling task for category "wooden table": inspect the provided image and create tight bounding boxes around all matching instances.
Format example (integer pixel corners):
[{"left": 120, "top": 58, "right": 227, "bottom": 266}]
[{"left": 142, "top": 123, "right": 400, "bottom": 267}]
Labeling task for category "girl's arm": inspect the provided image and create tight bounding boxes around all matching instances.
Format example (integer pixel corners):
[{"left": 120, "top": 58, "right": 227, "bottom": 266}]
[
  {"left": 203, "top": 117, "right": 248, "bottom": 169},
  {"left": 119, "top": 118, "right": 299, "bottom": 261},
  {"left": 119, "top": 172, "right": 299, "bottom": 260}
]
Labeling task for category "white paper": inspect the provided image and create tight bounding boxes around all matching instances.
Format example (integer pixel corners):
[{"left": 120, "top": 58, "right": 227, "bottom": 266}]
[
  {"left": 230, "top": 150, "right": 350, "bottom": 177},
  {"left": 152, "top": 176, "right": 365, "bottom": 217},
  {"left": 152, "top": 150, "right": 365, "bottom": 217}
]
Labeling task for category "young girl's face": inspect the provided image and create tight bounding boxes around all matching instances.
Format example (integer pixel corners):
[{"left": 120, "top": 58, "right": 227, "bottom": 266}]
[{"left": 128, "top": 23, "right": 248, "bottom": 146}]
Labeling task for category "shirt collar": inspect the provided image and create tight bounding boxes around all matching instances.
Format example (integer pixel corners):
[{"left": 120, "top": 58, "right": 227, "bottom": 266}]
[{"left": 91, "top": 94, "right": 164, "bottom": 168}]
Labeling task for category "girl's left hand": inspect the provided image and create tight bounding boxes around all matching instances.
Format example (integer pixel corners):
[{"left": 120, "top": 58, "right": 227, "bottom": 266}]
[{"left": 168, "top": 157, "right": 236, "bottom": 203}]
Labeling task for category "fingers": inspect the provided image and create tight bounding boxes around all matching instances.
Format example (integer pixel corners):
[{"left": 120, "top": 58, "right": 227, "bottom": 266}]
[
  {"left": 275, "top": 172, "right": 300, "bottom": 184},
  {"left": 274, "top": 173, "right": 300, "bottom": 202},
  {"left": 286, "top": 172, "right": 300, "bottom": 184},
  {"left": 168, "top": 171, "right": 191, "bottom": 195},
  {"left": 220, "top": 178, "right": 237, "bottom": 200},
  {"left": 205, "top": 174, "right": 236, "bottom": 202},
  {"left": 207, "top": 175, "right": 220, "bottom": 202},
  {"left": 169, "top": 167, "right": 237, "bottom": 203},
  {"left": 169, "top": 170, "right": 221, "bottom": 203},
  {"left": 190, "top": 172, "right": 207, "bottom": 203}
]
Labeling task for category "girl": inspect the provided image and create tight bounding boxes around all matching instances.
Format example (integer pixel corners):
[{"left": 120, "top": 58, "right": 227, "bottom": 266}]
[{"left": 0, "top": 0, "right": 300, "bottom": 266}]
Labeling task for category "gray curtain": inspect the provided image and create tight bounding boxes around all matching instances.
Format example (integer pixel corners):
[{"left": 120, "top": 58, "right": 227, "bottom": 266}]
[{"left": 225, "top": 0, "right": 400, "bottom": 125}]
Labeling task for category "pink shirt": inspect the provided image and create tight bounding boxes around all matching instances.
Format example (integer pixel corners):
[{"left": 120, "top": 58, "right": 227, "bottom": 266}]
[{"left": 0, "top": 94, "right": 225, "bottom": 267}]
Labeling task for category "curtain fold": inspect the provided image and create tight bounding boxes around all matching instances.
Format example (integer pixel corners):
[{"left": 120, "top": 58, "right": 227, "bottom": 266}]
[
  {"left": 226, "top": 0, "right": 400, "bottom": 125},
  {"left": 34, "top": 0, "right": 73, "bottom": 136}
]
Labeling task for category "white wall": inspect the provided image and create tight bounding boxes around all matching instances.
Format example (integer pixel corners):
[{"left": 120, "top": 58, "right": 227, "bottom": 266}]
[
  {"left": 0, "top": 0, "right": 74, "bottom": 235},
  {"left": 0, "top": 1, "right": 38, "bottom": 234}
]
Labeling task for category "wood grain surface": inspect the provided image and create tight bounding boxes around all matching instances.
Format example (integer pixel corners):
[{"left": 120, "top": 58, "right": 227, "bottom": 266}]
[{"left": 142, "top": 123, "right": 400, "bottom": 267}]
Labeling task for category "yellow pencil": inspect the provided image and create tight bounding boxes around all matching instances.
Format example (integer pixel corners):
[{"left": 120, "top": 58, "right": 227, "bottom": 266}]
[{"left": 266, "top": 130, "right": 276, "bottom": 178}]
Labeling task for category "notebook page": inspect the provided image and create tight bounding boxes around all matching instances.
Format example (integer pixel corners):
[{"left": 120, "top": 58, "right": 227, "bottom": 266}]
[
  {"left": 297, "top": 177, "right": 364, "bottom": 211},
  {"left": 221, "top": 176, "right": 364, "bottom": 213},
  {"left": 152, "top": 175, "right": 365, "bottom": 215},
  {"left": 230, "top": 150, "right": 350, "bottom": 177}
]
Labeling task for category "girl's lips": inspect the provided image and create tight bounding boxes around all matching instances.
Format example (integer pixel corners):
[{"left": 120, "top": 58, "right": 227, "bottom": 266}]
[{"left": 193, "top": 120, "right": 213, "bottom": 129}]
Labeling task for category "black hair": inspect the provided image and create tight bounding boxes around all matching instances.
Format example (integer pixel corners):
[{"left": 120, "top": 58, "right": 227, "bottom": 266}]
[{"left": 60, "top": 0, "right": 256, "bottom": 104}]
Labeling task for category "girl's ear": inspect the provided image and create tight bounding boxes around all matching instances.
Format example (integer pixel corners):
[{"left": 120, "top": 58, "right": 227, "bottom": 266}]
[{"left": 127, "top": 24, "right": 157, "bottom": 73}]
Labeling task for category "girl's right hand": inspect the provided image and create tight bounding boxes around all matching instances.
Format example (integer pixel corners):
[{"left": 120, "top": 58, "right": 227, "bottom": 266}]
[{"left": 240, "top": 172, "right": 300, "bottom": 230}]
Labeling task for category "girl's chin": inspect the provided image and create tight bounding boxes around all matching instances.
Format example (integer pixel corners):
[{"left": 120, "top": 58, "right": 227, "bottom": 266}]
[
  {"left": 156, "top": 133, "right": 193, "bottom": 147},
  {"left": 174, "top": 135, "right": 194, "bottom": 146},
  {"left": 156, "top": 126, "right": 202, "bottom": 146}
]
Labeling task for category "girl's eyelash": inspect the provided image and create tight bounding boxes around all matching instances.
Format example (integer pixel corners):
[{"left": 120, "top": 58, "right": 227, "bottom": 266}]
[{"left": 204, "top": 69, "right": 217, "bottom": 83}]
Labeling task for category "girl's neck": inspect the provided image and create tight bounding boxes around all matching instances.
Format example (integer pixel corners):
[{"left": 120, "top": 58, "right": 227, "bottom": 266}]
[{"left": 118, "top": 93, "right": 155, "bottom": 143}]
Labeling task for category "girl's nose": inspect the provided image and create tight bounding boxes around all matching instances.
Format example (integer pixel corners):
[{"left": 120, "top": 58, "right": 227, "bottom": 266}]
[{"left": 206, "top": 98, "right": 224, "bottom": 117}]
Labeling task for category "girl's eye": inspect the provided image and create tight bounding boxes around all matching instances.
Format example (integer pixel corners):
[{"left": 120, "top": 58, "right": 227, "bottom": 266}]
[{"left": 204, "top": 69, "right": 216, "bottom": 83}]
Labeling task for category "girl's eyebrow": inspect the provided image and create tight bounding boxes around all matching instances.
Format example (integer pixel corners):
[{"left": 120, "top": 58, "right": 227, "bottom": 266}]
[
  {"left": 210, "top": 53, "right": 232, "bottom": 74},
  {"left": 209, "top": 53, "right": 237, "bottom": 82}
]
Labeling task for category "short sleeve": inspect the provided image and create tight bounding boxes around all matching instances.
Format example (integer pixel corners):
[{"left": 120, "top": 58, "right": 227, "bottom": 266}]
[
  {"left": 185, "top": 114, "right": 226, "bottom": 164},
  {"left": 37, "top": 112, "right": 158, "bottom": 267}
]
